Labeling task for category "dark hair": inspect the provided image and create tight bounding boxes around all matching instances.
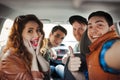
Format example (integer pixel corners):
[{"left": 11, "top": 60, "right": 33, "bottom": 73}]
[
  {"left": 51, "top": 25, "right": 67, "bottom": 35},
  {"left": 77, "top": 29, "right": 91, "bottom": 72},
  {"left": 80, "top": 29, "right": 91, "bottom": 55},
  {"left": 88, "top": 11, "right": 113, "bottom": 27},
  {"left": 4, "top": 14, "right": 45, "bottom": 68},
  {"left": 69, "top": 15, "right": 87, "bottom": 25}
]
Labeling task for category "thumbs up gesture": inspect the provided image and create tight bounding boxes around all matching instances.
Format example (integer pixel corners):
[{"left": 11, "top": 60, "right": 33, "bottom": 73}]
[{"left": 68, "top": 46, "right": 81, "bottom": 71}]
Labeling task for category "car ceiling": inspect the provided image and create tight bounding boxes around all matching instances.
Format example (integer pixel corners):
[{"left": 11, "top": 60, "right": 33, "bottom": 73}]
[{"left": 0, "top": 0, "right": 120, "bottom": 23}]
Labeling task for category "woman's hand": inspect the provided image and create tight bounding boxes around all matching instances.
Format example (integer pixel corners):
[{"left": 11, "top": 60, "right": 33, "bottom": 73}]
[
  {"left": 23, "top": 35, "right": 43, "bottom": 71},
  {"left": 23, "top": 38, "right": 38, "bottom": 71},
  {"left": 23, "top": 35, "right": 49, "bottom": 72},
  {"left": 23, "top": 35, "right": 43, "bottom": 56},
  {"left": 23, "top": 39, "right": 35, "bottom": 56}
]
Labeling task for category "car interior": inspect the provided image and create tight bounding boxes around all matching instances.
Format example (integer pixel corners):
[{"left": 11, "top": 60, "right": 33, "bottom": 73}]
[{"left": 0, "top": 0, "right": 120, "bottom": 80}]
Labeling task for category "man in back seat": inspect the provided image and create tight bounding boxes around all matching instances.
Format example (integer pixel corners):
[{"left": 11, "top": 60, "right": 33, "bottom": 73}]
[
  {"left": 56, "top": 15, "right": 88, "bottom": 80},
  {"left": 40, "top": 25, "right": 67, "bottom": 79}
]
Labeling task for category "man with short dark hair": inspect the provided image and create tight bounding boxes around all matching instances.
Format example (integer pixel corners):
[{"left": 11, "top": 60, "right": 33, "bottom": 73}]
[
  {"left": 40, "top": 25, "right": 67, "bottom": 79},
  {"left": 86, "top": 11, "right": 120, "bottom": 80}
]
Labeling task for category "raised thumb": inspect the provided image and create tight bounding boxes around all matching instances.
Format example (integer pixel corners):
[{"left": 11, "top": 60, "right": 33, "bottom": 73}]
[{"left": 68, "top": 46, "right": 74, "bottom": 57}]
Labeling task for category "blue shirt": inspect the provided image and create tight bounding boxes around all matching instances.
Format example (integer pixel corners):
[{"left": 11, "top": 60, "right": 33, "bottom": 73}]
[{"left": 100, "top": 39, "right": 120, "bottom": 74}]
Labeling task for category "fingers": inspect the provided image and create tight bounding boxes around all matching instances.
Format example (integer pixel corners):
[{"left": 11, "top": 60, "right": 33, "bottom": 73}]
[
  {"left": 68, "top": 57, "right": 81, "bottom": 71},
  {"left": 23, "top": 38, "right": 32, "bottom": 48},
  {"left": 23, "top": 38, "right": 35, "bottom": 55},
  {"left": 37, "top": 35, "right": 43, "bottom": 47},
  {"left": 23, "top": 38, "right": 29, "bottom": 47},
  {"left": 36, "top": 35, "right": 43, "bottom": 55},
  {"left": 69, "top": 65, "right": 80, "bottom": 71}
]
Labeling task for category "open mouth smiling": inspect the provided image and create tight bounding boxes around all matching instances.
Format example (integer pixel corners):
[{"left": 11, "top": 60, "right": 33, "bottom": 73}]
[{"left": 30, "top": 38, "right": 39, "bottom": 47}]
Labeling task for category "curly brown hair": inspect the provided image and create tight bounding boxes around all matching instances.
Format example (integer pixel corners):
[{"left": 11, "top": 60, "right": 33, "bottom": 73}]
[{"left": 3, "top": 14, "right": 45, "bottom": 68}]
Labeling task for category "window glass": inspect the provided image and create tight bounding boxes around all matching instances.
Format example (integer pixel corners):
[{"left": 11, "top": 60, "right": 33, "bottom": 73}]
[
  {"left": 0, "top": 22, "right": 77, "bottom": 49},
  {"left": 0, "top": 18, "right": 13, "bottom": 46},
  {"left": 43, "top": 23, "right": 77, "bottom": 48}
]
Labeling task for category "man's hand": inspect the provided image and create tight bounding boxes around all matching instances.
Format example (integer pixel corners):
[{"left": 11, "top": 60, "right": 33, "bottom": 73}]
[
  {"left": 50, "top": 48, "right": 57, "bottom": 60},
  {"left": 68, "top": 46, "right": 81, "bottom": 71}
]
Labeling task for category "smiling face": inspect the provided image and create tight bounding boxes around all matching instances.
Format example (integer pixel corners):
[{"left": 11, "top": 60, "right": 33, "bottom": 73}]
[
  {"left": 49, "top": 29, "right": 66, "bottom": 47},
  {"left": 22, "top": 21, "right": 42, "bottom": 49},
  {"left": 87, "top": 16, "right": 110, "bottom": 43},
  {"left": 72, "top": 21, "right": 87, "bottom": 41}
]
